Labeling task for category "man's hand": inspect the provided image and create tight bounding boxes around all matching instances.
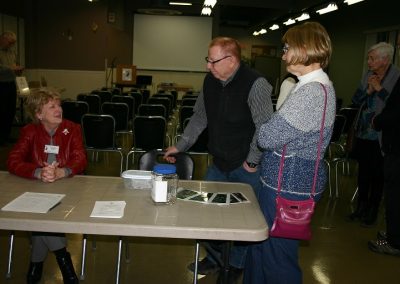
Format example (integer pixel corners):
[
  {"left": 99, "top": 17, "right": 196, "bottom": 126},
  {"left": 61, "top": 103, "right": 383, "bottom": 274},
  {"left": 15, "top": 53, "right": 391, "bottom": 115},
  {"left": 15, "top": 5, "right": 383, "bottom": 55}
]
[{"left": 163, "top": 146, "right": 179, "bottom": 163}]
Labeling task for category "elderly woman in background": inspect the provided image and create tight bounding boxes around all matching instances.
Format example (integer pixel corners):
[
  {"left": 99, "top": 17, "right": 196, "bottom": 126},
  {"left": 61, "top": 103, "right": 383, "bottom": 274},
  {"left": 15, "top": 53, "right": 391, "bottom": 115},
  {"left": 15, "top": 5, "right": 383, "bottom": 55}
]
[
  {"left": 7, "top": 88, "right": 87, "bottom": 283},
  {"left": 244, "top": 22, "right": 336, "bottom": 284},
  {"left": 347, "top": 42, "right": 400, "bottom": 227}
]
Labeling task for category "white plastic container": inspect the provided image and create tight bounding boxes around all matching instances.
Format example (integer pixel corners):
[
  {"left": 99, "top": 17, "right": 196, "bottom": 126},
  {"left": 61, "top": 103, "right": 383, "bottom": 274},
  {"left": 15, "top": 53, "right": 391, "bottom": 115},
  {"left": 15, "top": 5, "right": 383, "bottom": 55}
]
[{"left": 121, "top": 170, "right": 152, "bottom": 190}]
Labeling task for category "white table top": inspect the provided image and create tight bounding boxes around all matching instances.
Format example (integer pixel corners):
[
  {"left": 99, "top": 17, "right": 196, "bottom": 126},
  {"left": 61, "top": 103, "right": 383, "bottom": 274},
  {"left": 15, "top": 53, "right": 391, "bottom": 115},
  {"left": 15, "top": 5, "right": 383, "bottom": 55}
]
[{"left": 0, "top": 171, "right": 268, "bottom": 242}]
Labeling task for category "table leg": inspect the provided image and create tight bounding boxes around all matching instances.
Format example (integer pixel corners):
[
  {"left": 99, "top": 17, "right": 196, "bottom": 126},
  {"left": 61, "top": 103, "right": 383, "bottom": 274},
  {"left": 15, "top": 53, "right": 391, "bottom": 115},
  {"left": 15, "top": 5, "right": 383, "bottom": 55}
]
[
  {"left": 192, "top": 241, "right": 200, "bottom": 284},
  {"left": 115, "top": 237, "right": 122, "bottom": 284},
  {"left": 6, "top": 231, "right": 14, "bottom": 279}
]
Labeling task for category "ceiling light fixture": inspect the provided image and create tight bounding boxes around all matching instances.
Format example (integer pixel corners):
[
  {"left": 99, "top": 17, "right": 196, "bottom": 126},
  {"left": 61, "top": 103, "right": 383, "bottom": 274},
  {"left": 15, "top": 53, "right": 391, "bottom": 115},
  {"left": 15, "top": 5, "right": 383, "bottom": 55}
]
[
  {"left": 296, "top": 13, "right": 310, "bottom": 21},
  {"left": 201, "top": 6, "right": 212, "bottom": 15},
  {"left": 169, "top": 2, "right": 192, "bottom": 6},
  {"left": 283, "top": 18, "right": 296, "bottom": 26},
  {"left": 204, "top": 0, "right": 217, "bottom": 8},
  {"left": 269, "top": 24, "right": 279, "bottom": 30},
  {"left": 253, "top": 31, "right": 259, "bottom": 36},
  {"left": 316, "top": 3, "right": 338, "bottom": 15},
  {"left": 344, "top": 0, "right": 365, "bottom": 4}
]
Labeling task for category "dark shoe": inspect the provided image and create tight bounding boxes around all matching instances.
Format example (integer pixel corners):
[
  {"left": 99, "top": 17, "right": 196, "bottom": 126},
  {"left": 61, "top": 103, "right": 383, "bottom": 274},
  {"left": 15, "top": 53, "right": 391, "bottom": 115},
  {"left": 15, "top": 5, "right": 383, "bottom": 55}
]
[
  {"left": 377, "top": 231, "right": 387, "bottom": 240},
  {"left": 217, "top": 266, "right": 243, "bottom": 284},
  {"left": 26, "top": 262, "right": 43, "bottom": 284},
  {"left": 188, "top": 257, "right": 220, "bottom": 275},
  {"left": 368, "top": 239, "right": 400, "bottom": 257},
  {"left": 56, "top": 252, "right": 79, "bottom": 283}
]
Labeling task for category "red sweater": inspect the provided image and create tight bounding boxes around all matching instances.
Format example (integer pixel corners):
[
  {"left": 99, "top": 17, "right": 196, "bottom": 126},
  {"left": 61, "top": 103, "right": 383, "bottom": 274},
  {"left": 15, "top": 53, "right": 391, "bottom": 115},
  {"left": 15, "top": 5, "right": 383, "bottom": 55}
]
[{"left": 7, "top": 119, "right": 87, "bottom": 179}]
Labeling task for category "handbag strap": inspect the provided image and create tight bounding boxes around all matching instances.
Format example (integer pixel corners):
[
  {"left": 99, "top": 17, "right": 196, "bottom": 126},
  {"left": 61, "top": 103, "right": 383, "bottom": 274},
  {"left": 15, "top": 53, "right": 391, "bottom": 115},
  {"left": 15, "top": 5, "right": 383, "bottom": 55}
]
[{"left": 277, "top": 83, "right": 328, "bottom": 197}]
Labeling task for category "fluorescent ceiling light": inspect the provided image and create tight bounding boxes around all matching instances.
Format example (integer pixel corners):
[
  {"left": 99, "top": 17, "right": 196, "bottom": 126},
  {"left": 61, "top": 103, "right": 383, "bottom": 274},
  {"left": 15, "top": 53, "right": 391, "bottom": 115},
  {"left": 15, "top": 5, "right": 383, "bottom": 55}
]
[
  {"left": 269, "top": 24, "right": 279, "bottom": 30},
  {"left": 296, "top": 13, "right": 310, "bottom": 21},
  {"left": 344, "top": 0, "right": 365, "bottom": 4},
  {"left": 169, "top": 2, "right": 192, "bottom": 6},
  {"left": 259, "top": 29, "right": 267, "bottom": 34},
  {"left": 253, "top": 31, "right": 259, "bottom": 36},
  {"left": 204, "top": 0, "right": 217, "bottom": 8},
  {"left": 201, "top": 7, "right": 212, "bottom": 15},
  {"left": 316, "top": 3, "right": 338, "bottom": 14},
  {"left": 283, "top": 18, "right": 296, "bottom": 26}
]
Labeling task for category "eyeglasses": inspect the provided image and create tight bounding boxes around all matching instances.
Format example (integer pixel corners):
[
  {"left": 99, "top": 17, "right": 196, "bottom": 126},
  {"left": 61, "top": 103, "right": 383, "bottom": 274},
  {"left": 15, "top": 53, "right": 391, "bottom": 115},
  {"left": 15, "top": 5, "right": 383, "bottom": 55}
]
[
  {"left": 282, "top": 44, "right": 290, "bottom": 54},
  {"left": 205, "top": 55, "right": 231, "bottom": 65}
]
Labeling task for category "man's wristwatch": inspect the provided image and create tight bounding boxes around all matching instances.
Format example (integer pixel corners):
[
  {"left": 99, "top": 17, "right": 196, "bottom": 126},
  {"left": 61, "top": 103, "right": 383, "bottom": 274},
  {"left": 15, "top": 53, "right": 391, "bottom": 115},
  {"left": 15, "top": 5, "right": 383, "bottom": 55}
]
[{"left": 246, "top": 161, "right": 258, "bottom": 168}]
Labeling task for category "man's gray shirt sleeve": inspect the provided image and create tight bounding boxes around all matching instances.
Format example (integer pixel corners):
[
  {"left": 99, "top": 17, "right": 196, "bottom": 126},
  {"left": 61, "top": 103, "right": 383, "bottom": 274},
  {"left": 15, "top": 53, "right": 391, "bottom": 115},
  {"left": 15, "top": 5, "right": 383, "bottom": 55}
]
[
  {"left": 175, "top": 91, "right": 207, "bottom": 152},
  {"left": 247, "top": 77, "right": 273, "bottom": 164}
]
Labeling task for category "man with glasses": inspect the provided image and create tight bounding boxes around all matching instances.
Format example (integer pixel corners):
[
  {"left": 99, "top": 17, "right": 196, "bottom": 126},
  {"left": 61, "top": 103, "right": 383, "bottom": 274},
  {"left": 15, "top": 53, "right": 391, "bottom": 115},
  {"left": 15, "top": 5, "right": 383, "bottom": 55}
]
[
  {"left": 164, "top": 37, "right": 273, "bottom": 282},
  {"left": 0, "top": 31, "right": 24, "bottom": 146}
]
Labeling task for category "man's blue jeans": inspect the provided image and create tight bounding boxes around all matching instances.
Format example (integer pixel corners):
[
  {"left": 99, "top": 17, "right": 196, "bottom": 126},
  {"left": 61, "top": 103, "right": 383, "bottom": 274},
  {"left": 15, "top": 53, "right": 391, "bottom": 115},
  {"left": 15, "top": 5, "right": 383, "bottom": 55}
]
[{"left": 202, "top": 163, "right": 261, "bottom": 269}]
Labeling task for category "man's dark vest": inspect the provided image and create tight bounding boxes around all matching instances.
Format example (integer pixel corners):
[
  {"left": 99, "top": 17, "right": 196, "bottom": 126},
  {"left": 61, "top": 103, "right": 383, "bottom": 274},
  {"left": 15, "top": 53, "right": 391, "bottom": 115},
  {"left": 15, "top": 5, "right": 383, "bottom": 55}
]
[{"left": 203, "top": 63, "right": 261, "bottom": 171}]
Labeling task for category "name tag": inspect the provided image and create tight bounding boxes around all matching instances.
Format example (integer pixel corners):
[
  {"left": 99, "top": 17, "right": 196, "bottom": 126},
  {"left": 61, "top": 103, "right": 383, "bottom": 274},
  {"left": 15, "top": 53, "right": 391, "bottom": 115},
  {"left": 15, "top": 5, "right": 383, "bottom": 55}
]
[{"left": 44, "top": 145, "right": 59, "bottom": 154}]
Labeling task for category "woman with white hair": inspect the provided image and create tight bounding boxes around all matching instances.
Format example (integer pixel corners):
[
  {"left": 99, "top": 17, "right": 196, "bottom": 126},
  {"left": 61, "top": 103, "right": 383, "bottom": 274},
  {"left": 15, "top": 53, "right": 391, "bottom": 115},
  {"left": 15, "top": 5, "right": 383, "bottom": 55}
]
[{"left": 347, "top": 42, "right": 400, "bottom": 227}]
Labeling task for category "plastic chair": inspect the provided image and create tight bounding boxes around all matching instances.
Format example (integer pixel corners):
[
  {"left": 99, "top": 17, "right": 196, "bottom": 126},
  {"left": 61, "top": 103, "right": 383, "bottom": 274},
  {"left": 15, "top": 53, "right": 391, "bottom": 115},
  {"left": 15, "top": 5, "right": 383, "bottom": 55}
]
[
  {"left": 139, "top": 149, "right": 194, "bottom": 180},
  {"left": 126, "top": 116, "right": 169, "bottom": 170},
  {"left": 138, "top": 104, "right": 167, "bottom": 119},
  {"left": 112, "top": 95, "right": 136, "bottom": 122},
  {"left": 181, "top": 97, "right": 197, "bottom": 107},
  {"left": 177, "top": 106, "right": 194, "bottom": 134},
  {"left": 148, "top": 97, "right": 172, "bottom": 117},
  {"left": 129, "top": 91, "right": 143, "bottom": 115},
  {"left": 101, "top": 102, "right": 129, "bottom": 132},
  {"left": 62, "top": 100, "right": 89, "bottom": 124},
  {"left": 82, "top": 94, "right": 101, "bottom": 114}
]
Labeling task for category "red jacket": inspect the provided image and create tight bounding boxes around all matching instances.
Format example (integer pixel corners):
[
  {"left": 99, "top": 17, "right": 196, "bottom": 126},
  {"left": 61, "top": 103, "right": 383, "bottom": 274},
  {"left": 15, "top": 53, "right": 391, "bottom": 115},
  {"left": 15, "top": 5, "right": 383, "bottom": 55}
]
[{"left": 7, "top": 119, "right": 87, "bottom": 179}]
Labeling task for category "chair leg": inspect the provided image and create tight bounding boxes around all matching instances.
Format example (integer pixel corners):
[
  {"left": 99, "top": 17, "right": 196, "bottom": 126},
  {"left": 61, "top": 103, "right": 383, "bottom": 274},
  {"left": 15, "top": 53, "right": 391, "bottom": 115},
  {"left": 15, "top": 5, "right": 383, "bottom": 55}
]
[
  {"left": 6, "top": 231, "right": 14, "bottom": 279},
  {"left": 351, "top": 187, "right": 358, "bottom": 203},
  {"left": 80, "top": 234, "right": 87, "bottom": 280}
]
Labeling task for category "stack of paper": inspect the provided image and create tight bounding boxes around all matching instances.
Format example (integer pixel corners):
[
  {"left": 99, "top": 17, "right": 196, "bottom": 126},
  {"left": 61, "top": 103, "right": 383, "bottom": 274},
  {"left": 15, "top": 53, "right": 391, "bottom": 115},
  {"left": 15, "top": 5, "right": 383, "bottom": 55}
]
[
  {"left": 90, "top": 201, "right": 126, "bottom": 218},
  {"left": 1, "top": 192, "right": 65, "bottom": 213}
]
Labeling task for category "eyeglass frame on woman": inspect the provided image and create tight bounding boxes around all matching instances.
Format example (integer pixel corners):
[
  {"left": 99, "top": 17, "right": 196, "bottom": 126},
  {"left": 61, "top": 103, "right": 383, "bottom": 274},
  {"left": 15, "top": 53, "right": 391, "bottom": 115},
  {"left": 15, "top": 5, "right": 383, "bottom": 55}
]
[
  {"left": 282, "top": 44, "right": 289, "bottom": 54},
  {"left": 205, "top": 55, "right": 231, "bottom": 65}
]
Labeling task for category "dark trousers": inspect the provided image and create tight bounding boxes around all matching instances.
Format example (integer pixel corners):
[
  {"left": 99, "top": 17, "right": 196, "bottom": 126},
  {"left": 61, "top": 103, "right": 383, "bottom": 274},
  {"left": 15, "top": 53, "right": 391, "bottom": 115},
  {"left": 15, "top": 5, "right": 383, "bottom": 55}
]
[
  {"left": 0, "top": 81, "right": 17, "bottom": 142},
  {"left": 383, "top": 153, "right": 400, "bottom": 249},
  {"left": 354, "top": 138, "right": 384, "bottom": 212}
]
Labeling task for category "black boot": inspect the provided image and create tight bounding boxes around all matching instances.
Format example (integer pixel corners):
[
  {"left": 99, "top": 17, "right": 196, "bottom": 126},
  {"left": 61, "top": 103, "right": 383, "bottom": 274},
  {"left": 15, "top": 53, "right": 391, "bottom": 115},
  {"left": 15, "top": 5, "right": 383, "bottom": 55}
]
[
  {"left": 55, "top": 249, "right": 79, "bottom": 284},
  {"left": 26, "top": 261, "right": 43, "bottom": 284}
]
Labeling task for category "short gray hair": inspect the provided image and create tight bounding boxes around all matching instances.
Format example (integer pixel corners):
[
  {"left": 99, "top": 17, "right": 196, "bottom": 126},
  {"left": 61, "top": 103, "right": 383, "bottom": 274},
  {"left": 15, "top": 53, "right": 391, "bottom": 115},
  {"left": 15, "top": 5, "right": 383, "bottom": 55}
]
[{"left": 368, "top": 42, "right": 394, "bottom": 61}]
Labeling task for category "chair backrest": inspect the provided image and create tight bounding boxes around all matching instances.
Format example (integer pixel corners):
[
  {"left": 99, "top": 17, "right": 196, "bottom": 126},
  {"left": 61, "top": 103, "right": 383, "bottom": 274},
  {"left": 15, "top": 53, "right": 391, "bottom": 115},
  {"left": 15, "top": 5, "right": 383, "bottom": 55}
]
[
  {"left": 181, "top": 97, "right": 197, "bottom": 107},
  {"left": 183, "top": 118, "right": 208, "bottom": 152},
  {"left": 138, "top": 104, "right": 167, "bottom": 118},
  {"left": 62, "top": 100, "right": 89, "bottom": 124},
  {"left": 112, "top": 95, "right": 135, "bottom": 121},
  {"left": 101, "top": 102, "right": 129, "bottom": 131},
  {"left": 139, "top": 150, "right": 194, "bottom": 180},
  {"left": 81, "top": 114, "right": 116, "bottom": 149},
  {"left": 77, "top": 93, "right": 88, "bottom": 101},
  {"left": 129, "top": 92, "right": 143, "bottom": 114},
  {"left": 153, "top": 93, "right": 176, "bottom": 110},
  {"left": 97, "top": 91, "right": 113, "bottom": 105},
  {"left": 148, "top": 97, "right": 171, "bottom": 117},
  {"left": 179, "top": 106, "right": 194, "bottom": 132},
  {"left": 133, "top": 116, "right": 166, "bottom": 150},
  {"left": 338, "top": 107, "right": 359, "bottom": 134},
  {"left": 140, "top": 89, "right": 150, "bottom": 103},
  {"left": 83, "top": 94, "right": 101, "bottom": 114},
  {"left": 331, "top": 114, "right": 347, "bottom": 143}
]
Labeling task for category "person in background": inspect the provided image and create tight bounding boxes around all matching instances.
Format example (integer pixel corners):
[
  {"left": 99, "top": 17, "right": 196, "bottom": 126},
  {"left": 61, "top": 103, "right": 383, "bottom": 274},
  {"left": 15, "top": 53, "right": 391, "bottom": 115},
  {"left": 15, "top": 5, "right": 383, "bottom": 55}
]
[
  {"left": 164, "top": 36, "right": 273, "bottom": 282},
  {"left": 0, "top": 31, "right": 24, "bottom": 146},
  {"left": 347, "top": 42, "right": 400, "bottom": 227},
  {"left": 368, "top": 75, "right": 400, "bottom": 256},
  {"left": 244, "top": 22, "right": 336, "bottom": 284},
  {"left": 7, "top": 88, "right": 87, "bottom": 283}
]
